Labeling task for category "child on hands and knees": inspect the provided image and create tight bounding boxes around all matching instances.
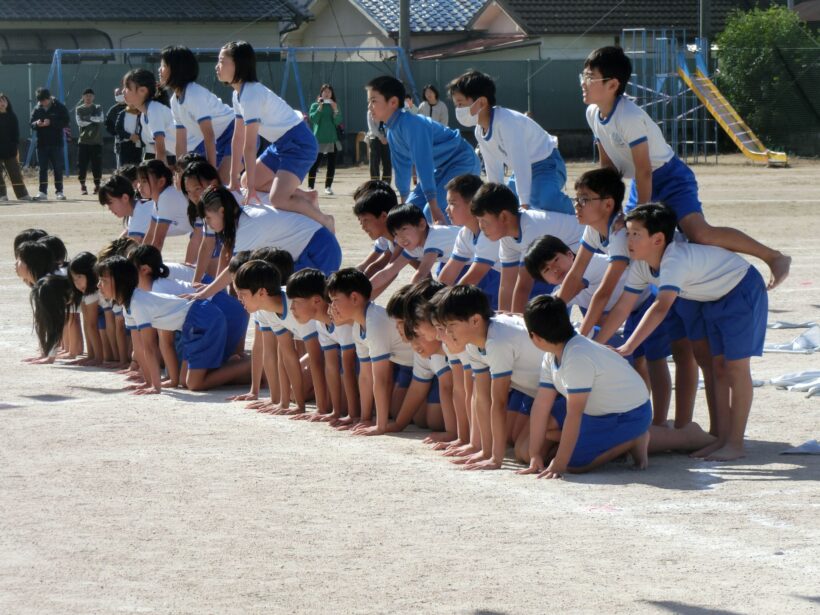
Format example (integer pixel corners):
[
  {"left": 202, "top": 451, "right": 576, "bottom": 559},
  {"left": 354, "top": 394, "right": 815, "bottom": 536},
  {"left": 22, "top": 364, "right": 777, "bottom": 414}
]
[
  {"left": 596, "top": 204, "right": 766, "bottom": 461},
  {"left": 326, "top": 269, "right": 413, "bottom": 435},
  {"left": 352, "top": 181, "right": 401, "bottom": 277},
  {"left": 581, "top": 45, "right": 790, "bottom": 289},
  {"left": 521, "top": 295, "right": 651, "bottom": 478}
]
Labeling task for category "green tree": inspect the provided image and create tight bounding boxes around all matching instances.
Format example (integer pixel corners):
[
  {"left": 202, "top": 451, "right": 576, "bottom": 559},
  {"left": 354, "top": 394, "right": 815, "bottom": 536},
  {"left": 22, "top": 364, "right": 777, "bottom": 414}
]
[{"left": 715, "top": 6, "right": 820, "bottom": 153}]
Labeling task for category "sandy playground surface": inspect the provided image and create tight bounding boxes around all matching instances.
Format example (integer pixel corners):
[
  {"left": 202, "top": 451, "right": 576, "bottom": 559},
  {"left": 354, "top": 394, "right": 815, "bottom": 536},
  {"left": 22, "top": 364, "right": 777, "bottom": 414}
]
[{"left": 0, "top": 156, "right": 818, "bottom": 614}]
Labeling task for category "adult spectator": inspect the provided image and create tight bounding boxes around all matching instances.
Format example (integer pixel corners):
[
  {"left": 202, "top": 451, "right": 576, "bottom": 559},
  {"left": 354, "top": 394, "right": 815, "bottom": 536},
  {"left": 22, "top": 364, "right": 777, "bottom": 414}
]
[
  {"left": 30, "top": 87, "right": 69, "bottom": 201},
  {"left": 366, "top": 109, "right": 391, "bottom": 184},
  {"left": 418, "top": 84, "right": 449, "bottom": 126},
  {"left": 0, "top": 92, "right": 32, "bottom": 201},
  {"left": 105, "top": 88, "right": 143, "bottom": 168},
  {"left": 307, "top": 83, "right": 342, "bottom": 196}
]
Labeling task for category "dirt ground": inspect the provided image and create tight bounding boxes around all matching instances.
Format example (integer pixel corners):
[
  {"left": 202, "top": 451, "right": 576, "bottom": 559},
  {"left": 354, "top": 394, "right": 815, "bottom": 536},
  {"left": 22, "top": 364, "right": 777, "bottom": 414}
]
[{"left": 1, "top": 156, "right": 818, "bottom": 614}]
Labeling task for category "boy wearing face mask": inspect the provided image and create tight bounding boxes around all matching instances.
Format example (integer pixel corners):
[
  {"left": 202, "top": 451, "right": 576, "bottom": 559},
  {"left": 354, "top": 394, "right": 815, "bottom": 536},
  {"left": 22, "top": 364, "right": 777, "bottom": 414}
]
[
  {"left": 448, "top": 70, "right": 573, "bottom": 215},
  {"left": 105, "top": 88, "right": 143, "bottom": 168}
]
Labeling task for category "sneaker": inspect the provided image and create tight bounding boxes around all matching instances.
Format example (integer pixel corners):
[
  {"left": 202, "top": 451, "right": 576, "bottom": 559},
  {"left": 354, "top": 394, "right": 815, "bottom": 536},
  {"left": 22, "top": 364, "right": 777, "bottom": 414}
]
[
  {"left": 0, "top": 195, "right": 8, "bottom": 202},
  {"left": 35, "top": 192, "right": 48, "bottom": 201},
  {"left": 93, "top": 186, "right": 100, "bottom": 195},
  {"left": 80, "top": 186, "right": 88, "bottom": 196},
  {"left": 55, "top": 192, "right": 67, "bottom": 201},
  {"left": 324, "top": 187, "right": 334, "bottom": 195}
]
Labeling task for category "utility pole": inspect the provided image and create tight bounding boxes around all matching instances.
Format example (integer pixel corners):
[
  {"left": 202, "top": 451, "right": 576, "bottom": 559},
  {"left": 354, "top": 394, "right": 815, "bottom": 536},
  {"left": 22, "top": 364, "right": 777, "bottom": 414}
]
[
  {"left": 399, "top": 0, "right": 411, "bottom": 88},
  {"left": 699, "top": 0, "right": 711, "bottom": 65}
]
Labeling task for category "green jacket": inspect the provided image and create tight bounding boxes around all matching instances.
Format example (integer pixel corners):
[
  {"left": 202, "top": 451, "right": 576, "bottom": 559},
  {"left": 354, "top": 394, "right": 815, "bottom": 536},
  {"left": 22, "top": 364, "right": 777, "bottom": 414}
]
[
  {"left": 75, "top": 103, "right": 104, "bottom": 145},
  {"left": 308, "top": 101, "right": 341, "bottom": 144}
]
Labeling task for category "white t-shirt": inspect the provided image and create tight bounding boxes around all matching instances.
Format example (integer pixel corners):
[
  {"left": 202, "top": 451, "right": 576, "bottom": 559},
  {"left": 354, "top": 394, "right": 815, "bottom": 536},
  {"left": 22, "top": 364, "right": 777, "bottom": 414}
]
[
  {"left": 152, "top": 276, "right": 193, "bottom": 296},
  {"left": 624, "top": 241, "right": 750, "bottom": 302},
  {"left": 557, "top": 252, "right": 624, "bottom": 312},
  {"left": 316, "top": 321, "right": 355, "bottom": 351},
  {"left": 125, "top": 288, "right": 191, "bottom": 331},
  {"left": 373, "top": 236, "right": 395, "bottom": 254},
  {"left": 401, "top": 225, "right": 460, "bottom": 264},
  {"left": 539, "top": 334, "right": 649, "bottom": 415},
  {"left": 232, "top": 81, "right": 303, "bottom": 144},
  {"left": 153, "top": 186, "right": 193, "bottom": 236},
  {"left": 171, "top": 82, "right": 234, "bottom": 151},
  {"left": 127, "top": 199, "right": 154, "bottom": 239},
  {"left": 477, "top": 106, "right": 557, "bottom": 206},
  {"left": 166, "top": 262, "right": 196, "bottom": 284},
  {"left": 140, "top": 100, "right": 177, "bottom": 155},
  {"left": 352, "top": 302, "right": 413, "bottom": 366},
  {"left": 81, "top": 290, "right": 99, "bottom": 305},
  {"left": 499, "top": 209, "right": 583, "bottom": 267},
  {"left": 580, "top": 217, "right": 630, "bottom": 263},
  {"left": 255, "top": 287, "right": 317, "bottom": 340},
  {"left": 465, "top": 314, "right": 543, "bottom": 398},
  {"left": 586, "top": 96, "right": 675, "bottom": 179},
  {"left": 450, "top": 225, "right": 501, "bottom": 272},
  {"left": 412, "top": 352, "right": 451, "bottom": 382},
  {"left": 233, "top": 204, "right": 320, "bottom": 258}
]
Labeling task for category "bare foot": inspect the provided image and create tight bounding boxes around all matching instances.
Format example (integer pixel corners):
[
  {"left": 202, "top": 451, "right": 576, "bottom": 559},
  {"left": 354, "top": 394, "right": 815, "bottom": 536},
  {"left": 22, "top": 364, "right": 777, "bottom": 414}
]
[
  {"left": 680, "top": 422, "right": 718, "bottom": 452},
  {"left": 705, "top": 443, "right": 746, "bottom": 461},
  {"left": 630, "top": 431, "right": 650, "bottom": 470},
  {"left": 321, "top": 213, "right": 336, "bottom": 233},
  {"left": 767, "top": 253, "right": 791, "bottom": 290},
  {"left": 690, "top": 439, "right": 725, "bottom": 459}
]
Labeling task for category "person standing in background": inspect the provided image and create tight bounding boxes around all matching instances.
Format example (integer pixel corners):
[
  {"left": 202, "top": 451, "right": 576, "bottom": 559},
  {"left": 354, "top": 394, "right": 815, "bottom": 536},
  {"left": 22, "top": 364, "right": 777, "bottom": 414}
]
[
  {"left": 0, "top": 93, "right": 32, "bottom": 202},
  {"left": 366, "top": 109, "right": 391, "bottom": 184},
  {"left": 307, "top": 84, "right": 342, "bottom": 196},
  {"left": 418, "top": 84, "right": 449, "bottom": 126},
  {"left": 105, "top": 88, "right": 143, "bottom": 168},
  {"left": 75, "top": 88, "right": 104, "bottom": 195},
  {"left": 30, "top": 87, "right": 69, "bottom": 201}
]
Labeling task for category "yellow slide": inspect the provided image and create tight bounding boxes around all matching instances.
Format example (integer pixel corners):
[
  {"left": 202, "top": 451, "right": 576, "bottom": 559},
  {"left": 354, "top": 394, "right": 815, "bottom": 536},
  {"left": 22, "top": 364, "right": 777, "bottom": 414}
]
[{"left": 677, "top": 51, "right": 788, "bottom": 166}]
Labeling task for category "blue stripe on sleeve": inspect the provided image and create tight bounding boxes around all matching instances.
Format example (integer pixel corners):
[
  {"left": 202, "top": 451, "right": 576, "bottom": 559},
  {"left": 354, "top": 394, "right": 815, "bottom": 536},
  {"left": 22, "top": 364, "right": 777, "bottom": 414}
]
[
  {"left": 567, "top": 387, "right": 592, "bottom": 393},
  {"left": 624, "top": 286, "right": 644, "bottom": 294},
  {"left": 370, "top": 353, "right": 390, "bottom": 362},
  {"left": 658, "top": 285, "right": 681, "bottom": 294},
  {"left": 491, "top": 370, "right": 513, "bottom": 379},
  {"left": 629, "top": 136, "right": 648, "bottom": 147},
  {"left": 539, "top": 382, "right": 556, "bottom": 389}
]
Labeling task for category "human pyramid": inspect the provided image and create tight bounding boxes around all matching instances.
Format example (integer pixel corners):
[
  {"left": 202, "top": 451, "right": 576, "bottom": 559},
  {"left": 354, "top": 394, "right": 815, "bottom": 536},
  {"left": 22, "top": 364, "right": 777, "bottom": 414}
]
[{"left": 15, "top": 43, "right": 792, "bottom": 478}]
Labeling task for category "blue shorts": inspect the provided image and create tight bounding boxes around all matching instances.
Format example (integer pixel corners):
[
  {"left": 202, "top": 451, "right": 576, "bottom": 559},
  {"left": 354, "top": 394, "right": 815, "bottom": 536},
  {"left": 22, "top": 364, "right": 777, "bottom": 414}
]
[
  {"left": 624, "top": 294, "right": 673, "bottom": 361},
  {"left": 258, "top": 121, "right": 318, "bottom": 182},
  {"left": 406, "top": 141, "right": 481, "bottom": 224},
  {"left": 194, "top": 119, "right": 235, "bottom": 167},
  {"left": 210, "top": 235, "right": 223, "bottom": 260},
  {"left": 507, "top": 149, "right": 574, "bottom": 215},
  {"left": 671, "top": 296, "right": 707, "bottom": 342},
  {"left": 552, "top": 399, "right": 652, "bottom": 468},
  {"left": 627, "top": 157, "right": 702, "bottom": 223},
  {"left": 506, "top": 389, "right": 535, "bottom": 416},
  {"left": 427, "top": 376, "right": 440, "bottom": 404},
  {"left": 703, "top": 267, "right": 767, "bottom": 360},
  {"left": 293, "top": 226, "right": 343, "bottom": 276},
  {"left": 177, "top": 299, "right": 228, "bottom": 370},
  {"left": 530, "top": 279, "right": 555, "bottom": 299},
  {"left": 97, "top": 306, "right": 106, "bottom": 330},
  {"left": 210, "top": 290, "right": 250, "bottom": 362},
  {"left": 393, "top": 363, "right": 413, "bottom": 388},
  {"left": 476, "top": 267, "right": 501, "bottom": 310}
]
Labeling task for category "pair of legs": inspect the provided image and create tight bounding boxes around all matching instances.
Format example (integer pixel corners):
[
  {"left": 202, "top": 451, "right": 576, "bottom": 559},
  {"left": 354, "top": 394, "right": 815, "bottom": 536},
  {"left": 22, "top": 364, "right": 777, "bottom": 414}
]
[
  {"left": 307, "top": 151, "right": 336, "bottom": 191},
  {"left": 183, "top": 356, "right": 253, "bottom": 392},
  {"left": 0, "top": 156, "right": 30, "bottom": 199},
  {"left": 37, "top": 145, "right": 64, "bottom": 195},
  {"left": 368, "top": 137, "right": 392, "bottom": 183},
  {"left": 77, "top": 143, "right": 102, "bottom": 193},
  {"left": 251, "top": 164, "right": 335, "bottom": 232}
]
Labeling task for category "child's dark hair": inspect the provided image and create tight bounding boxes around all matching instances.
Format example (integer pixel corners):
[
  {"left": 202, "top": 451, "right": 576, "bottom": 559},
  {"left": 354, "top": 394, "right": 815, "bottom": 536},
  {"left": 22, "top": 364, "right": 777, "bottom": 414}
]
[
  {"left": 352, "top": 179, "right": 394, "bottom": 202},
  {"left": 123, "top": 68, "right": 169, "bottom": 106},
  {"left": 574, "top": 167, "right": 625, "bottom": 214},
  {"left": 524, "top": 295, "right": 576, "bottom": 344},
  {"left": 97, "top": 236, "right": 137, "bottom": 261},
  {"left": 159, "top": 45, "right": 199, "bottom": 92},
  {"left": 624, "top": 203, "right": 677, "bottom": 246},
  {"left": 138, "top": 159, "right": 173, "bottom": 190},
  {"left": 436, "top": 284, "right": 492, "bottom": 323},
  {"left": 326, "top": 268, "right": 372, "bottom": 301},
  {"left": 353, "top": 187, "right": 398, "bottom": 218},
  {"left": 68, "top": 251, "right": 99, "bottom": 297},
  {"left": 116, "top": 163, "right": 139, "bottom": 183},
  {"left": 177, "top": 152, "right": 208, "bottom": 172},
  {"left": 95, "top": 256, "right": 139, "bottom": 309},
  {"left": 286, "top": 268, "right": 328, "bottom": 301},
  {"left": 229, "top": 250, "right": 252, "bottom": 274},
  {"left": 201, "top": 186, "right": 241, "bottom": 252},
  {"left": 234, "top": 259, "right": 282, "bottom": 296},
  {"left": 523, "top": 235, "right": 574, "bottom": 281},
  {"left": 470, "top": 182, "right": 519, "bottom": 217},
  {"left": 367, "top": 75, "right": 405, "bottom": 108},
  {"left": 14, "top": 228, "right": 48, "bottom": 256},
  {"left": 38, "top": 235, "right": 67, "bottom": 266},
  {"left": 403, "top": 279, "right": 446, "bottom": 339},
  {"left": 386, "top": 203, "right": 427, "bottom": 235},
  {"left": 180, "top": 160, "right": 219, "bottom": 226},
  {"left": 250, "top": 247, "right": 294, "bottom": 283},
  {"left": 17, "top": 241, "right": 56, "bottom": 284},
  {"left": 447, "top": 70, "right": 496, "bottom": 106},
  {"left": 98, "top": 174, "right": 135, "bottom": 207},
  {"left": 385, "top": 283, "right": 414, "bottom": 320},
  {"left": 221, "top": 41, "right": 258, "bottom": 84},
  {"left": 30, "top": 274, "right": 73, "bottom": 355},
  {"left": 130, "top": 244, "right": 170, "bottom": 281},
  {"left": 584, "top": 46, "right": 631, "bottom": 97},
  {"left": 445, "top": 174, "right": 484, "bottom": 202}
]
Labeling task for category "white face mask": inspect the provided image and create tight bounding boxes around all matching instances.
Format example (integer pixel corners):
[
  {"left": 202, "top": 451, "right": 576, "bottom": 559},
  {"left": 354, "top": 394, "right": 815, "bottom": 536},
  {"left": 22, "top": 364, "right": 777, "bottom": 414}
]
[
  {"left": 455, "top": 104, "right": 479, "bottom": 127},
  {"left": 115, "top": 93, "right": 125, "bottom": 104}
]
